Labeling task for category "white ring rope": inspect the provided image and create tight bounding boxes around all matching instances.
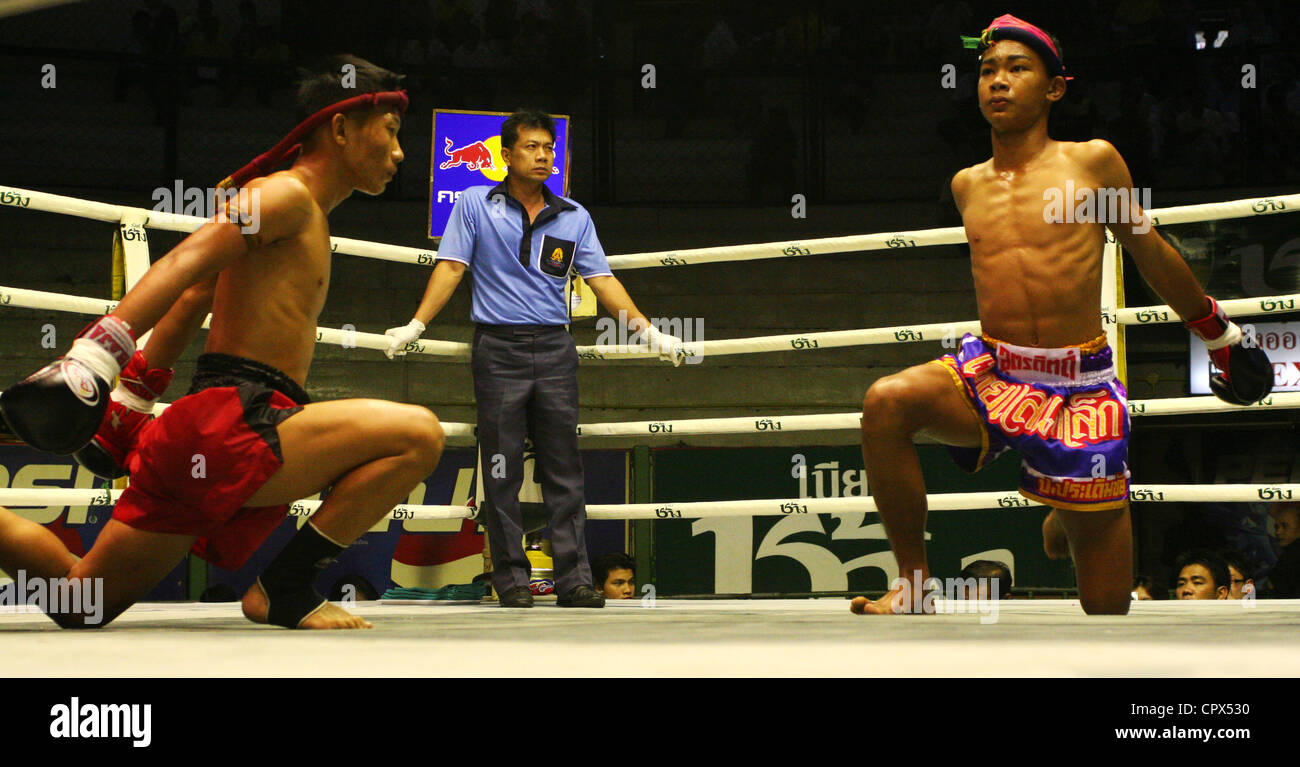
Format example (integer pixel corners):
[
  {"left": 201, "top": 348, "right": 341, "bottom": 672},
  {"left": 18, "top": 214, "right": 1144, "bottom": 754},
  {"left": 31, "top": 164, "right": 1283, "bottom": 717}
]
[
  {"left": 3, "top": 285, "right": 1294, "bottom": 362},
  {"left": 3, "top": 185, "right": 1297, "bottom": 269},
  {"left": 2, "top": 189, "right": 1300, "bottom": 436},
  {"left": 0, "top": 0, "right": 84, "bottom": 19},
  {"left": 571, "top": 392, "right": 1300, "bottom": 438},
  {"left": 0, "top": 187, "right": 439, "bottom": 266},
  {"left": 1, "top": 188, "right": 1295, "bottom": 442},
  {"left": 1, "top": 484, "right": 1295, "bottom": 521},
  {"left": 603, "top": 194, "right": 1300, "bottom": 270},
  {"left": 3, "top": 185, "right": 1297, "bottom": 361},
  {"left": 124, "top": 390, "right": 1296, "bottom": 444},
  {"left": 4, "top": 187, "right": 1297, "bottom": 529}
]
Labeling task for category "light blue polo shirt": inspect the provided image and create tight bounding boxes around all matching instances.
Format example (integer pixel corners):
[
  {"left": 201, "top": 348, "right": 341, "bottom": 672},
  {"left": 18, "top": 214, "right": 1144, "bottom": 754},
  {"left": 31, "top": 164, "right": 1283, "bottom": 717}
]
[{"left": 435, "top": 181, "right": 612, "bottom": 325}]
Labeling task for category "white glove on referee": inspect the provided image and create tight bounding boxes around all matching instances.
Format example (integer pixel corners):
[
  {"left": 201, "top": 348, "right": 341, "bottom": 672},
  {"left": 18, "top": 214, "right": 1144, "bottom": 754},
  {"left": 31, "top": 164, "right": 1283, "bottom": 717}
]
[
  {"left": 383, "top": 318, "right": 425, "bottom": 359},
  {"left": 640, "top": 324, "right": 684, "bottom": 367}
]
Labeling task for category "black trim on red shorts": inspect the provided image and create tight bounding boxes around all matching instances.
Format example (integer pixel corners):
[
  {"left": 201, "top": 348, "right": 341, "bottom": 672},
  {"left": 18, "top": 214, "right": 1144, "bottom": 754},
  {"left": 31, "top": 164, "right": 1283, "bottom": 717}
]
[
  {"left": 188, "top": 353, "right": 311, "bottom": 405},
  {"left": 188, "top": 353, "right": 309, "bottom": 463}
]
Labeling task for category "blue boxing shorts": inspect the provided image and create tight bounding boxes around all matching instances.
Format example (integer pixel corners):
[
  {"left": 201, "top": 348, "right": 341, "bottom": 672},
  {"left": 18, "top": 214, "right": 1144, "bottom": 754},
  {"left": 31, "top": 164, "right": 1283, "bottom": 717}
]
[{"left": 930, "top": 333, "right": 1130, "bottom": 511}]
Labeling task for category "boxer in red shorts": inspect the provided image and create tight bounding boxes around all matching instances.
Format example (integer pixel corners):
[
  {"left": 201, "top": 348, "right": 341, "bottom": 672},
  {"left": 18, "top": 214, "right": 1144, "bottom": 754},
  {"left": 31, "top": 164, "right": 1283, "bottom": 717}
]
[{"left": 0, "top": 56, "right": 444, "bottom": 629}]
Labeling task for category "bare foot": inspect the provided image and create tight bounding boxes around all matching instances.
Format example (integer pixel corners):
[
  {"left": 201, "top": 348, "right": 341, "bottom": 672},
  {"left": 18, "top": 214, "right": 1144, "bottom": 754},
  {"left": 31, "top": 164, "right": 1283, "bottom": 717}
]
[
  {"left": 1042, "top": 510, "right": 1070, "bottom": 560},
  {"left": 241, "top": 581, "right": 373, "bottom": 629},
  {"left": 849, "top": 586, "right": 934, "bottom": 615}
]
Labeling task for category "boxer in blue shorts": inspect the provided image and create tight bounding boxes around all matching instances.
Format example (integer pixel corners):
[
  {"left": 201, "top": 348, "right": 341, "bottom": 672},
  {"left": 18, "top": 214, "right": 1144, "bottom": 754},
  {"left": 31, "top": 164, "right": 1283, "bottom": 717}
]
[
  {"left": 935, "top": 332, "right": 1130, "bottom": 511},
  {"left": 853, "top": 15, "right": 1273, "bottom": 616}
]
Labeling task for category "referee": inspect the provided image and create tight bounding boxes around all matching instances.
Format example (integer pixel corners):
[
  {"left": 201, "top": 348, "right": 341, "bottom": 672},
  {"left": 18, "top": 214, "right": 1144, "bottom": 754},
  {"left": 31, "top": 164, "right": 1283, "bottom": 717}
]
[{"left": 385, "top": 109, "right": 681, "bottom": 608}]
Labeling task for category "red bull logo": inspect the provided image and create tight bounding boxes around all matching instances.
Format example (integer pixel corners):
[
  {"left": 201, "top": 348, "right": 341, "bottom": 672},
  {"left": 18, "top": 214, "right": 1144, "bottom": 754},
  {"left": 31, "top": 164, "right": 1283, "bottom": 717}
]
[{"left": 439, "top": 138, "right": 496, "bottom": 172}]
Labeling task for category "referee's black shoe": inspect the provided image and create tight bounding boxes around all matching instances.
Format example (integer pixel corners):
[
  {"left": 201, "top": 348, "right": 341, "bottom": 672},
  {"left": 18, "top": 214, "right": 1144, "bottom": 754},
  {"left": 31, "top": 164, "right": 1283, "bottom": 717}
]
[
  {"left": 498, "top": 586, "right": 534, "bottom": 608},
  {"left": 557, "top": 585, "right": 605, "bottom": 608}
]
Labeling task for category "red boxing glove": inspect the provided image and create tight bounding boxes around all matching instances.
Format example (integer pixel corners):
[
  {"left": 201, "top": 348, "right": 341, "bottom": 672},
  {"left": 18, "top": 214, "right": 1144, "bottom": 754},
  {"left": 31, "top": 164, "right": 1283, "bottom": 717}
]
[
  {"left": 1186, "top": 297, "right": 1274, "bottom": 405},
  {"left": 73, "top": 350, "right": 175, "bottom": 479},
  {"left": 0, "top": 315, "right": 135, "bottom": 454}
]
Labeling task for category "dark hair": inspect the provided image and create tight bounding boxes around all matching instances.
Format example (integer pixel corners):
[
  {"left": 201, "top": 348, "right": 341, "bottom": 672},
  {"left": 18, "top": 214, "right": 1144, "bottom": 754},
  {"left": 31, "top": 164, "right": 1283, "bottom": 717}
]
[
  {"left": 501, "top": 109, "right": 556, "bottom": 151},
  {"left": 295, "top": 54, "right": 404, "bottom": 121},
  {"left": 1133, "top": 574, "right": 1163, "bottom": 598},
  {"left": 958, "top": 559, "right": 1012, "bottom": 598},
  {"left": 1218, "top": 549, "right": 1254, "bottom": 582},
  {"left": 592, "top": 552, "right": 636, "bottom": 587},
  {"left": 1175, "top": 549, "right": 1229, "bottom": 590}
]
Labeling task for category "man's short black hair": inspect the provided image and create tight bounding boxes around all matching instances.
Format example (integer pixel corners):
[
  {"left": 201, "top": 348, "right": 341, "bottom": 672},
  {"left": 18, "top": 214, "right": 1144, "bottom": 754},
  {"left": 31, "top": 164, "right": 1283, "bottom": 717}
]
[
  {"left": 1133, "top": 574, "right": 1163, "bottom": 598},
  {"left": 958, "top": 559, "right": 1012, "bottom": 598},
  {"left": 592, "top": 552, "right": 636, "bottom": 587},
  {"left": 296, "top": 54, "right": 404, "bottom": 121},
  {"left": 501, "top": 109, "right": 556, "bottom": 151},
  {"left": 1218, "top": 549, "right": 1254, "bottom": 581},
  {"left": 1175, "top": 549, "right": 1230, "bottom": 590}
]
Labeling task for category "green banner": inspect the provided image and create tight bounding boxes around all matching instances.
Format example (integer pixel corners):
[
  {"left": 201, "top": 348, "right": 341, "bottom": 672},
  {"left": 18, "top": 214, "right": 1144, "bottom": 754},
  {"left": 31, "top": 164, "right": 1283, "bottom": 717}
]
[{"left": 652, "top": 445, "right": 1073, "bottom": 594}]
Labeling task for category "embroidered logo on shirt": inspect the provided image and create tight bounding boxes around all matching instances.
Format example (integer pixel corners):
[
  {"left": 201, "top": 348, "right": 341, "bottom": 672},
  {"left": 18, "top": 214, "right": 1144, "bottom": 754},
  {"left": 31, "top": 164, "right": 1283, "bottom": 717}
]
[{"left": 538, "top": 235, "right": 575, "bottom": 277}]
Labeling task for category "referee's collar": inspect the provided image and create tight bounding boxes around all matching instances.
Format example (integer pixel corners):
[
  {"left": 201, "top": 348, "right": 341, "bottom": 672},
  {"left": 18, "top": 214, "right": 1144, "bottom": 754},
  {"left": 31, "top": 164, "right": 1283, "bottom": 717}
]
[{"left": 485, "top": 178, "right": 576, "bottom": 213}]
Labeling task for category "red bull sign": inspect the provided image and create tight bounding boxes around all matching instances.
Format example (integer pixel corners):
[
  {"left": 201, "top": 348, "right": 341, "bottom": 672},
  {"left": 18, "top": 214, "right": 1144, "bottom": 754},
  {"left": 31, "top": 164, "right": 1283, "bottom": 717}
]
[{"left": 428, "top": 109, "right": 570, "bottom": 240}]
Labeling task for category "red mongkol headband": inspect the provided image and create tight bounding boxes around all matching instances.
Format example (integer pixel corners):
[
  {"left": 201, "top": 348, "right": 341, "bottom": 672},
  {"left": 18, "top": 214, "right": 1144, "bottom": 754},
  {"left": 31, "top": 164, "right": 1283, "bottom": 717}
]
[
  {"left": 962, "top": 14, "right": 1073, "bottom": 81},
  {"left": 218, "top": 90, "right": 409, "bottom": 189}
]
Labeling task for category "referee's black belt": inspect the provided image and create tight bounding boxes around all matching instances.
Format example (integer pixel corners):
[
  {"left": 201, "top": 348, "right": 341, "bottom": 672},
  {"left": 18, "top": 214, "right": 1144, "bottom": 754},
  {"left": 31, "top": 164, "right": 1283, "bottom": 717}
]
[{"left": 475, "top": 323, "right": 568, "bottom": 337}]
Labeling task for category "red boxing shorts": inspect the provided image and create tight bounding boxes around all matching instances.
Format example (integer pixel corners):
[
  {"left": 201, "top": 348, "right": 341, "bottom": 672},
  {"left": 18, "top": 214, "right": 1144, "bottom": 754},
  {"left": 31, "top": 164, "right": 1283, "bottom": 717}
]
[
  {"left": 931, "top": 333, "right": 1131, "bottom": 511},
  {"left": 112, "top": 353, "right": 309, "bottom": 570}
]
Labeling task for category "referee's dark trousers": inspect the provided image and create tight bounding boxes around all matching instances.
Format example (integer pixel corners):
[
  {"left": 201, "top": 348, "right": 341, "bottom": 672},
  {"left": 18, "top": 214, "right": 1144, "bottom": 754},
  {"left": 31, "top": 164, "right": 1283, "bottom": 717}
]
[{"left": 472, "top": 323, "right": 592, "bottom": 596}]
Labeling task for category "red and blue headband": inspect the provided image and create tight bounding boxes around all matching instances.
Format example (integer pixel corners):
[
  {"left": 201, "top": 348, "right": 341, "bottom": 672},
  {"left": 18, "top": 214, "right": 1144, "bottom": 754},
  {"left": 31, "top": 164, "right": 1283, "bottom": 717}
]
[
  {"left": 218, "top": 90, "right": 409, "bottom": 190},
  {"left": 962, "top": 14, "right": 1071, "bottom": 80}
]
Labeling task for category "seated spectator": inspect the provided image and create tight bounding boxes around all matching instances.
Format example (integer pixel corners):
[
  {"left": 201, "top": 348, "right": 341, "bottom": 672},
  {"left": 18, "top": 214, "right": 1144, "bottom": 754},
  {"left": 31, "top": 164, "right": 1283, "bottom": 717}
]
[
  {"left": 1266, "top": 502, "right": 1300, "bottom": 598},
  {"left": 1219, "top": 549, "right": 1256, "bottom": 599},
  {"left": 591, "top": 552, "right": 636, "bottom": 600},
  {"left": 957, "top": 559, "right": 1011, "bottom": 599},
  {"left": 1132, "top": 575, "right": 1162, "bottom": 600},
  {"left": 1174, "top": 550, "right": 1230, "bottom": 600}
]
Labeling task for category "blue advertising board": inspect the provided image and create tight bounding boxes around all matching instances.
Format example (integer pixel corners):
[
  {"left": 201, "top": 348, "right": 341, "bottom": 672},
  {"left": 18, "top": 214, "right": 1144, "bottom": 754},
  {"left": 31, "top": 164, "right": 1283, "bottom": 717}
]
[{"left": 428, "top": 109, "right": 570, "bottom": 239}]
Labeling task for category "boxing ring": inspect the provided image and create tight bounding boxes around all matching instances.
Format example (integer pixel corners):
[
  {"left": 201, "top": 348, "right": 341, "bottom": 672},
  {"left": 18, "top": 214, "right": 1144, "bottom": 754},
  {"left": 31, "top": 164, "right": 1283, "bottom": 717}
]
[{"left": 2, "top": 184, "right": 1299, "bottom": 676}]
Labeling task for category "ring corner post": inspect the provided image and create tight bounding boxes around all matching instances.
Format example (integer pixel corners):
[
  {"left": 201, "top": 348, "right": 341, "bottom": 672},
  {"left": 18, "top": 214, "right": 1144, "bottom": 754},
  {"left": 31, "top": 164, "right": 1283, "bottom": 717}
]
[
  {"left": 630, "top": 445, "right": 654, "bottom": 588},
  {"left": 1102, "top": 237, "right": 1127, "bottom": 388}
]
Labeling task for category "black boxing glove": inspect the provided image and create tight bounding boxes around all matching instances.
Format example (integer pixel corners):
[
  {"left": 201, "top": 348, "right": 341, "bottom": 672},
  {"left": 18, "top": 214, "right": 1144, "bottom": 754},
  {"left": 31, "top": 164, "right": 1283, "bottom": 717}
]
[
  {"left": 1186, "top": 297, "right": 1274, "bottom": 405},
  {"left": 0, "top": 315, "right": 135, "bottom": 454}
]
